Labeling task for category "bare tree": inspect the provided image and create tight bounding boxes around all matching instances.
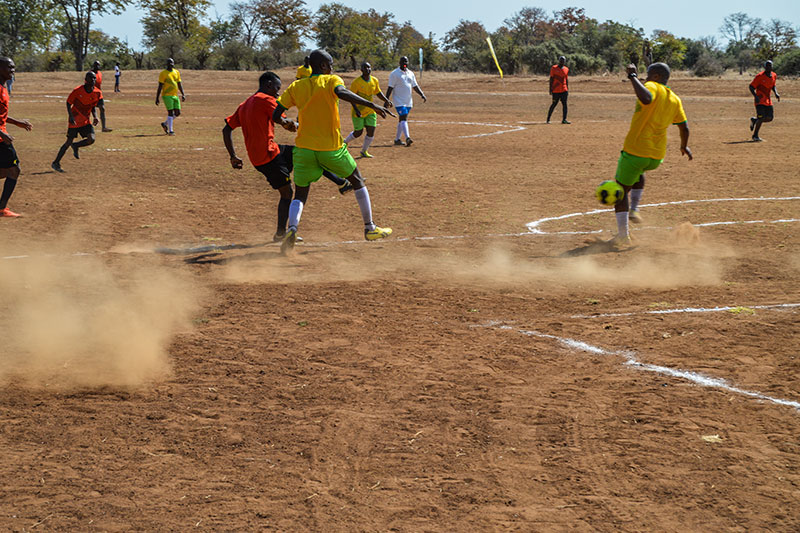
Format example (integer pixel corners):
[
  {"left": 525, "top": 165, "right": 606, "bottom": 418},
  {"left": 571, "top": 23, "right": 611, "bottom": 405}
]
[
  {"left": 720, "top": 12, "right": 761, "bottom": 45},
  {"left": 54, "top": 0, "right": 131, "bottom": 70}
]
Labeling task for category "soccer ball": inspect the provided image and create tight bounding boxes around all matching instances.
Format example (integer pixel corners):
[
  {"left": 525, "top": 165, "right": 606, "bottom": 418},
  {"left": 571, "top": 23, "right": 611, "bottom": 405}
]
[{"left": 595, "top": 180, "right": 624, "bottom": 206}]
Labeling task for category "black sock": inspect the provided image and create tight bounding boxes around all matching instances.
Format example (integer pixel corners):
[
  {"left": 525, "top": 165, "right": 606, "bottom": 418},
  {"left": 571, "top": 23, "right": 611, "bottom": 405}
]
[
  {"left": 277, "top": 197, "right": 291, "bottom": 233},
  {"left": 322, "top": 170, "right": 345, "bottom": 186},
  {"left": 0, "top": 178, "right": 17, "bottom": 209}
]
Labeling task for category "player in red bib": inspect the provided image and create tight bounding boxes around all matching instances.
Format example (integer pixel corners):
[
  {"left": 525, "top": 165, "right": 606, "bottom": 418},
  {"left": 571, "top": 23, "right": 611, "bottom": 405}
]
[
  {"left": 547, "top": 56, "right": 570, "bottom": 124},
  {"left": 0, "top": 57, "right": 33, "bottom": 218},
  {"left": 90, "top": 60, "right": 112, "bottom": 132},
  {"left": 749, "top": 60, "right": 780, "bottom": 142},
  {"left": 52, "top": 71, "right": 105, "bottom": 173}
]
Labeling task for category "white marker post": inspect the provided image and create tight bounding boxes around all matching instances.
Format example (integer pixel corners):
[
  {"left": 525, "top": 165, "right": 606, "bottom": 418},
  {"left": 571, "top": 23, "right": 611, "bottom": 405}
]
[{"left": 419, "top": 47, "right": 423, "bottom": 81}]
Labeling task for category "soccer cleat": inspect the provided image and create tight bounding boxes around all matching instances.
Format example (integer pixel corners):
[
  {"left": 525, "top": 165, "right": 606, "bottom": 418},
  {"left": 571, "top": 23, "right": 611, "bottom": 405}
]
[
  {"left": 365, "top": 226, "right": 392, "bottom": 241},
  {"left": 161, "top": 122, "right": 168, "bottom": 134},
  {"left": 394, "top": 139, "right": 404, "bottom": 146},
  {"left": 72, "top": 144, "right": 80, "bottom": 159},
  {"left": 360, "top": 151, "right": 373, "bottom": 158},
  {"left": 280, "top": 228, "right": 297, "bottom": 254},
  {"left": 752, "top": 136, "right": 763, "bottom": 142},
  {"left": 609, "top": 234, "right": 633, "bottom": 250},
  {"left": 405, "top": 138, "right": 413, "bottom": 146},
  {"left": 338, "top": 181, "right": 353, "bottom": 195},
  {"left": 51, "top": 162, "right": 65, "bottom": 173},
  {"left": 102, "top": 127, "right": 113, "bottom": 132},
  {"left": 0, "top": 207, "right": 21, "bottom": 217},
  {"left": 168, "top": 131, "right": 175, "bottom": 136},
  {"left": 749, "top": 117, "right": 756, "bottom": 131},
  {"left": 629, "top": 210, "right": 643, "bottom": 224},
  {"left": 273, "top": 231, "right": 302, "bottom": 243},
  {"left": 546, "top": 120, "right": 551, "bottom": 124},
  {"left": 562, "top": 120, "right": 571, "bottom": 124}
]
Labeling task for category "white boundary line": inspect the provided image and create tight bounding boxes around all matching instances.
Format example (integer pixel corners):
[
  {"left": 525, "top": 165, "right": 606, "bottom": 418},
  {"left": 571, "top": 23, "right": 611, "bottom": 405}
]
[
  {"left": 479, "top": 321, "right": 800, "bottom": 412},
  {"left": 572, "top": 303, "right": 800, "bottom": 319},
  {"left": 412, "top": 120, "right": 527, "bottom": 138}
]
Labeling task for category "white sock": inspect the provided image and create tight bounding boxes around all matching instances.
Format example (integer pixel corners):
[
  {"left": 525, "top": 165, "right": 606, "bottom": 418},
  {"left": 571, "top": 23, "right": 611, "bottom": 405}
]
[
  {"left": 395, "top": 122, "right": 403, "bottom": 140},
  {"left": 615, "top": 211, "right": 629, "bottom": 237},
  {"left": 288, "top": 199, "right": 304, "bottom": 230},
  {"left": 362, "top": 135, "right": 373, "bottom": 153},
  {"left": 630, "top": 189, "right": 643, "bottom": 212},
  {"left": 344, "top": 132, "right": 355, "bottom": 144},
  {"left": 167, "top": 116, "right": 174, "bottom": 132},
  {"left": 401, "top": 121, "right": 410, "bottom": 139},
  {"left": 354, "top": 187, "right": 375, "bottom": 230}
]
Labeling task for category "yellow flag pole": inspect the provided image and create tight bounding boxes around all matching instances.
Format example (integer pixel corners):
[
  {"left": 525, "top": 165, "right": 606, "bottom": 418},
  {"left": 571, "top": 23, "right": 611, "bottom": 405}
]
[{"left": 486, "top": 37, "right": 503, "bottom": 79}]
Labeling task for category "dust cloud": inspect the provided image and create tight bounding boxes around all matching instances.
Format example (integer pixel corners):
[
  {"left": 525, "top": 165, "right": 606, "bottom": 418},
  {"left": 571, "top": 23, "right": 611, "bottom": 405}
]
[{"left": 0, "top": 244, "right": 201, "bottom": 390}]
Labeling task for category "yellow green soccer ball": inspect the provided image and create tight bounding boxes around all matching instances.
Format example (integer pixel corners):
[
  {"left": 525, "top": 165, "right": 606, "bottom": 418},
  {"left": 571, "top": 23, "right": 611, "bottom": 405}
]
[{"left": 595, "top": 180, "right": 624, "bottom": 205}]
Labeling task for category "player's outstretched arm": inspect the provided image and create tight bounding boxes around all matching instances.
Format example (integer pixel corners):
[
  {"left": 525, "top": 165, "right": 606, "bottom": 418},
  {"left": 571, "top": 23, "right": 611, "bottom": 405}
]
[
  {"left": 377, "top": 90, "right": 392, "bottom": 107},
  {"left": 221, "top": 122, "right": 243, "bottom": 169},
  {"left": 272, "top": 103, "right": 298, "bottom": 132},
  {"left": 7, "top": 117, "right": 32, "bottom": 132},
  {"left": 334, "top": 86, "right": 396, "bottom": 118},
  {"left": 155, "top": 82, "right": 163, "bottom": 105},
  {"left": 626, "top": 64, "right": 652, "bottom": 105},
  {"left": 677, "top": 122, "right": 692, "bottom": 160}
]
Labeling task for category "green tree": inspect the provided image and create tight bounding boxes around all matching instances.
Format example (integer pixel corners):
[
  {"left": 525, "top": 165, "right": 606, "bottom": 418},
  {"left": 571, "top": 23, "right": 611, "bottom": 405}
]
[
  {"left": 315, "top": 3, "right": 397, "bottom": 70},
  {"left": 755, "top": 18, "right": 797, "bottom": 61},
  {"left": 0, "top": 0, "right": 59, "bottom": 56},
  {"left": 651, "top": 30, "right": 686, "bottom": 67},
  {"left": 140, "top": 0, "right": 211, "bottom": 43},
  {"left": 53, "top": 0, "right": 131, "bottom": 70},
  {"left": 443, "top": 20, "right": 489, "bottom": 72}
]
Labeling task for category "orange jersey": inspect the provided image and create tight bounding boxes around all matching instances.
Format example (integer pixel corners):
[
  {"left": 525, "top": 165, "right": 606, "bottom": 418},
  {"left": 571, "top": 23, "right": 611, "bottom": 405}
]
[
  {"left": 67, "top": 85, "right": 103, "bottom": 128},
  {"left": 94, "top": 70, "right": 103, "bottom": 89},
  {"left": 0, "top": 84, "right": 8, "bottom": 133},
  {"left": 750, "top": 71, "right": 777, "bottom": 106},
  {"left": 550, "top": 65, "right": 569, "bottom": 93},
  {"left": 225, "top": 92, "right": 281, "bottom": 167}
]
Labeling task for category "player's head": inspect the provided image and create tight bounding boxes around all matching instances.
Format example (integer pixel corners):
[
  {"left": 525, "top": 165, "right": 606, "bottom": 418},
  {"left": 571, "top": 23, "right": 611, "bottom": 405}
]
[
  {"left": 84, "top": 70, "right": 97, "bottom": 88},
  {"left": 303, "top": 55, "right": 310, "bottom": 67},
  {"left": 360, "top": 62, "right": 372, "bottom": 78},
  {"left": 558, "top": 56, "right": 566, "bottom": 66},
  {"left": 258, "top": 71, "right": 281, "bottom": 97},
  {"left": 764, "top": 60, "right": 773, "bottom": 73},
  {"left": 399, "top": 56, "right": 409, "bottom": 70},
  {"left": 92, "top": 60, "right": 100, "bottom": 71},
  {"left": 646, "top": 62, "right": 670, "bottom": 84},
  {"left": 166, "top": 58, "right": 175, "bottom": 70},
  {"left": 0, "top": 57, "right": 14, "bottom": 82},
  {"left": 309, "top": 49, "right": 332, "bottom": 74}
]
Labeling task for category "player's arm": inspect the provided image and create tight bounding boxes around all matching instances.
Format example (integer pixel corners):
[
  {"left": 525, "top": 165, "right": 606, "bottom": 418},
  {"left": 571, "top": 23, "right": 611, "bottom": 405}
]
[
  {"left": 334, "top": 85, "right": 396, "bottom": 118},
  {"left": 676, "top": 121, "right": 692, "bottom": 160},
  {"left": 92, "top": 101, "right": 100, "bottom": 126},
  {"left": 7, "top": 116, "right": 32, "bottom": 131},
  {"left": 385, "top": 86, "right": 393, "bottom": 101},
  {"left": 272, "top": 103, "right": 298, "bottom": 132},
  {"left": 376, "top": 90, "right": 392, "bottom": 107},
  {"left": 548, "top": 76, "right": 554, "bottom": 95},
  {"left": 178, "top": 81, "right": 186, "bottom": 101},
  {"left": 66, "top": 101, "right": 75, "bottom": 125},
  {"left": 626, "top": 64, "right": 652, "bottom": 105},
  {"left": 98, "top": 98, "right": 106, "bottom": 125},
  {"left": 748, "top": 83, "right": 760, "bottom": 104},
  {"left": 221, "top": 121, "right": 243, "bottom": 169},
  {"left": 772, "top": 85, "right": 780, "bottom": 102},
  {"left": 155, "top": 82, "right": 163, "bottom": 105},
  {"left": 413, "top": 85, "right": 427, "bottom": 102}
]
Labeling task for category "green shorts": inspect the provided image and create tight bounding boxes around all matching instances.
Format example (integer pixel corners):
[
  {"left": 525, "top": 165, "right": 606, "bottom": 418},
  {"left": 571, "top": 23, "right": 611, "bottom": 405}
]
[
  {"left": 615, "top": 151, "right": 662, "bottom": 186},
  {"left": 352, "top": 113, "right": 377, "bottom": 130},
  {"left": 293, "top": 145, "right": 356, "bottom": 187},
  {"left": 163, "top": 95, "right": 181, "bottom": 111}
]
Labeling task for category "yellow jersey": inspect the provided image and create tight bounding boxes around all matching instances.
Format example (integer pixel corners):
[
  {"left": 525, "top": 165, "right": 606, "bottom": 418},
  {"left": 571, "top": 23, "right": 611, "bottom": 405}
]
[
  {"left": 349, "top": 75, "right": 381, "bottom": 117},
  {"left": 296, "top": 65, "right": 312, "bottom": 79},
  {"left": 623, "top": 81, "right": 687, "bottom": 160},
  {"left": 278, "top": 74, "right": 346, "bottom": 151},
  {"left": 158, "top": 69, "right": 182, "bottom": 97}
]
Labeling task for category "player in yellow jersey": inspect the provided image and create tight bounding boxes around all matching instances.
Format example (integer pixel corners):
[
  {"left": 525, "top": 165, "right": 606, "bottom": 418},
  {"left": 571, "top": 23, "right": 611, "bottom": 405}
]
[
  {"left": 296, "top": 56, "right": 311, "bottom": 80},
  {"left": 155, "top": 58, "right": 186, "bottom": 135},
  {"left": 608, "top": 62, "right": 692, "bottom": 248},
  {"left": 273, "top": 49, "right": 395, "bottom": 252},
  {"left": 343, "top": 61, "right": 392, "bottom": 158}
]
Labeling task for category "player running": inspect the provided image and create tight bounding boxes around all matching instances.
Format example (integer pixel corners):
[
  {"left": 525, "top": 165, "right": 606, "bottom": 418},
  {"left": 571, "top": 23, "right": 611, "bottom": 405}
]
[
  {"left": 156, "top": 58, "right": 185, "bottom": 136},
  {"left": 386, "top": 55, "right": 426, "bottom": 147},
  {"left": 749, "top": 60, "right": 780, "bottom": 142},
  {"left": 90, "top": 60, "right": 112, "bottom": 132},
  {"left": 222, "top": 71, "right": 353, "bottom": 243},
  {"left": 547, "top": 56, "right": 570, "bottom": 124},
  {"left": 0, "top": 57, "right": 33, "bottom": 218},
  {"left": 343, "top": 61, "right": 392, "bottom": 158},
  {"left": 608, "top": 62, "right": 692, "bottom": 248},
  {"left": 272, "top": 49, "right": 395, "bottom": 252},
  {"left": 51, "top": 71, "right": 105, "bottom": 173}
]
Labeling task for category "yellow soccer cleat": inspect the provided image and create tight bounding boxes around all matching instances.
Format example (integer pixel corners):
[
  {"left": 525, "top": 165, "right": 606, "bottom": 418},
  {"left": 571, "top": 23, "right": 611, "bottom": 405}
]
[{"left": 365, "top": 226, "right": 392, "bottom": 241}]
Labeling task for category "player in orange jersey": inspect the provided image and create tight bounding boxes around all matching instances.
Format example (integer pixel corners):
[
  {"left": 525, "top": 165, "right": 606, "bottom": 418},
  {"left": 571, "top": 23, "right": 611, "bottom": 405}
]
[
  {"left": 0, "top": 57, "right": 33, "bottom": 217},
  {"left": 547, "top": 56, "right": 570, "bottom": 124},
  {"left": 749, "top": 60, "right": 780, "bottom": 142},
  {"left": 52, "top": 71, "right": 105, "bottom": 173}
]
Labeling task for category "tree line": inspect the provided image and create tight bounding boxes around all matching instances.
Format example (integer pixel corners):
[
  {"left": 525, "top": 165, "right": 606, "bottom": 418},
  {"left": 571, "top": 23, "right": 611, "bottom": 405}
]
[{"left": 1, "top": 1, "right": 798, "bottom": 76}]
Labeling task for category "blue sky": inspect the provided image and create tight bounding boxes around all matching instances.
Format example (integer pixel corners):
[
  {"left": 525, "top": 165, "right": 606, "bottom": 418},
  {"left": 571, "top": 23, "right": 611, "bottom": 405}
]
[{"left": 97, "top": 0, "right": 800, "bottom": 50}]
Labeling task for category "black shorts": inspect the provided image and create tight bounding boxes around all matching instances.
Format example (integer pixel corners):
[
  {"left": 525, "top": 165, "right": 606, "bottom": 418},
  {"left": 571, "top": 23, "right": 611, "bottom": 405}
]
[
  {"left": 254, "top": 144, "right": 293, "bottom": 190},
  {"left": 66, "top": 124, "right": 94, "bottom": 140},
  {"left": 552, "top": 91, "right": 568, "bottom": 103},
  {"left": 0, "top": 142, "right": 19, "bottom": 168},
  {"left": 755, "top": 105, "right": 774, "bottom": 120}
]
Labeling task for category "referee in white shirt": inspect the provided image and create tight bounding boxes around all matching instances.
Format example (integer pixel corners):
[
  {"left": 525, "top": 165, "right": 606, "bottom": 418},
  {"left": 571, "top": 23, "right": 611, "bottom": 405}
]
[{"left": 385, "top": 56, "right": 427, "bottom": 146}]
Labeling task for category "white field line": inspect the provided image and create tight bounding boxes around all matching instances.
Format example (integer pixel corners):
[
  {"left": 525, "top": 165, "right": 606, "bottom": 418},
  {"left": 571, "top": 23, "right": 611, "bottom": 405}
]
[
  {"left": 572, "top": 303, "right": 800, "bottom": 319},
  {"left": 412, "top": 120, "right": 527, "bottom": 138},
  {"left": 479, "top": 322, "right": 800, "bottom": 412}
]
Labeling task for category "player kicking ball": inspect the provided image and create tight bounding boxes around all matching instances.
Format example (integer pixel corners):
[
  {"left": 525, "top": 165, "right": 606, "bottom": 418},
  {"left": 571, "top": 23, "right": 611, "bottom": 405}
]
[
  {"left": 608, "top": 62, "right": 692, "bottom": 249},
  {"left": 222, "top": 71, "right": 353, "bottom": 243},
  {"left": 272, "top": 49, "right": 395, "bottom": 253}
]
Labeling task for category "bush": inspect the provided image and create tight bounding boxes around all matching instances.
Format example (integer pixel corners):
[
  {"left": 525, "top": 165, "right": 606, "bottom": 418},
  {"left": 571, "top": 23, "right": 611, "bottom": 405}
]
[
  {"left": 521, "top": 42, "right": 562, "bottom": 74},
  {"left": 565, "top": 53, "right": 605, "bottom": 74},
  {"left": 774, "top": 48, "right": 800, "bottom": 76},
  {"left": 692, "top": 52, "right": 724, "bottom": 77}
]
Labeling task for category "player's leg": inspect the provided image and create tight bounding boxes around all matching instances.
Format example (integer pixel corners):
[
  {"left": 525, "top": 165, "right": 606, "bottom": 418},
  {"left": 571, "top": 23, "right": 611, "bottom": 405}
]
[
  {"left": 72, "top": 125, "right": 96, "bottom": 153},
  {"left": 52, "top": 129, "right": 79, "bottom": 170},
  {"left": 100, "top": 106, "right": 112, "bottom": 132},
  {"left": 560, "top": 93, "right": 570, "bottom": 124},
  {"left": 629, "top": 174, "right": 645, "bottom": 223},
  {"left": 345, "top": 115, "right": 365, "bottom": 144},
  {"left": 281, "top": 147, "right": 324, "bottom": 253},
  {"left": 547, "top": 94, "right": 559, "bottom": 123},
  {"left": 752, "top": 105, "right": 770, "bottom": 141},
  {"left": 361, "top": 117, "right": 377, "bottom": 157},
  {"left": 395, "top": 107, "right": 410, "bottom": 144},
  {"left": 0, "top": 146, "right": 22, "bottom": 216}
]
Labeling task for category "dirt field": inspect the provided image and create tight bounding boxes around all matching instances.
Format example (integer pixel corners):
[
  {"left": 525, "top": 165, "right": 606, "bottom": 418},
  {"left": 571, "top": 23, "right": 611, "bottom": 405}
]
[{"left": 0, "top": 67, "right": 798, "bottom": 532}]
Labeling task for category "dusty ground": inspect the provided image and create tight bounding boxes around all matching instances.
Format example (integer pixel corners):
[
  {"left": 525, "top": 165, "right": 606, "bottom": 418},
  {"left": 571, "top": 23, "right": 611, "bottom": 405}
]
[{"left": 0, "top": 67, "right": 798, "bottom": 532}]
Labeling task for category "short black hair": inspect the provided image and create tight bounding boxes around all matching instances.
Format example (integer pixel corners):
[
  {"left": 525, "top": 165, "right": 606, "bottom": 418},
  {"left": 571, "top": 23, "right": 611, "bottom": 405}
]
[
  {"left": 647, "top": 62, "right": 671, "bottom": 82},
  {"left": 0, "top": 57, "right": 11, "bottom": 67},
  {"left": 309, "top": 49, "right": 332, "bottom": 70},
  {"left": 259, "top": 71, "right": 280, "bottom": 89}
]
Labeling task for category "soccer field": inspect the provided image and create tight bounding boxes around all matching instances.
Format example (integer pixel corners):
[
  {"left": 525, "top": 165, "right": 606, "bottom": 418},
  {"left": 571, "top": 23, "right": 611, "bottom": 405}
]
[{"left": 1, "top": 68, "right": 799, "bottom": 531}]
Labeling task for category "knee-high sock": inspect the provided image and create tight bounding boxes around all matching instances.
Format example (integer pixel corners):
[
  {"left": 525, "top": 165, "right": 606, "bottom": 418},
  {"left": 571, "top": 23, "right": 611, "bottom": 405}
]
[
  {"left": 167, "top": 116, "right": 174, "bottom": 132},
  {"left": 277, "top": 197, "right": 291, "bottom": 232},
  {"left": 344, "top": 131, "right": 355, "bottom": 144},
  {"left": 395, "top": 122, "right": 403, "bottom": 140},
  {"left": 362, "top": 135, "right": 374, "bottom": 152},
  {"left": 630, "top": 189, "right": 643, "bottom": 212},
  {"left": 0, "top": 178, "right": 17, "bottom": 209},
  {"left": 615, "top": 211, "right": 629, "bottom": 237},
  {"left": 288, "top": 199, "right": 304, "bottom": 230},
  {"left": 401, "top": 121, "right": 410, "bottom": 139},
  {"left": 354, "top": 187, "right": 375, "bottom": 230}
]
